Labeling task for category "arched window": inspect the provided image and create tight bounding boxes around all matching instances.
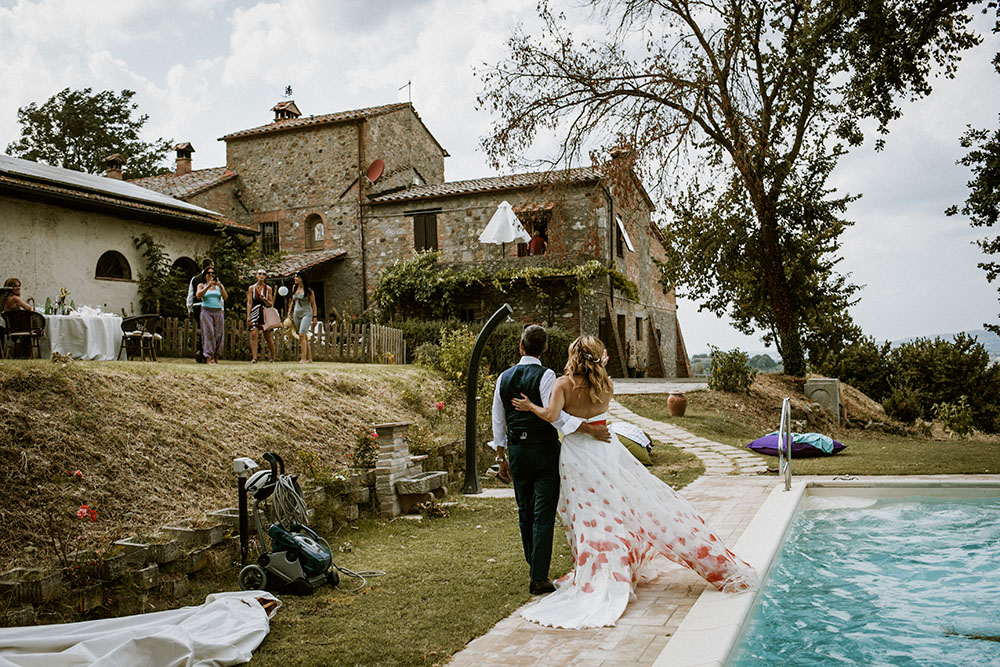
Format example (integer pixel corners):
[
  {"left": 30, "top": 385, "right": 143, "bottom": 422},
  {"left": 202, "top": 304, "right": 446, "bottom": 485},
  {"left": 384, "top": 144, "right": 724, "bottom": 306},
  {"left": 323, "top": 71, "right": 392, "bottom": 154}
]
[
  {"left": 171, "top": 257, "right": 199, "bottom": 281},
  {"left": 306, "top": 213, "right": 324, "bottom": 250},
  {"left": 95, "top": 250, "right": 132, "bottom": 280}
]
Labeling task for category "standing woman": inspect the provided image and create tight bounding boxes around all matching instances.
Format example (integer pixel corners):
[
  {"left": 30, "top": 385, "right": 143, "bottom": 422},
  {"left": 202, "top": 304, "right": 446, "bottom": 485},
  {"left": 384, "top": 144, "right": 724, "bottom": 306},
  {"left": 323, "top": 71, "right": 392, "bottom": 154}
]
[
  {"left": 246, "top": 269, "right": 276, "bottom": 363},
  {"left": 285, "top": 272, "right": 316, "bottom": 363},
  {"left": 195, "top": 267, "right": 228, "bottom": 364}
]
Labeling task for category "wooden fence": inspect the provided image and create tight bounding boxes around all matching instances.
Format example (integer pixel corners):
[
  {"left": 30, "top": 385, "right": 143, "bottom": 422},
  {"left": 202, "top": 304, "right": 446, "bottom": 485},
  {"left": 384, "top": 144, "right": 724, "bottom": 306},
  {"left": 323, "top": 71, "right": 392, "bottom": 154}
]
[{"left": 159, "top": 317, "right": 406, "bottom": 364}]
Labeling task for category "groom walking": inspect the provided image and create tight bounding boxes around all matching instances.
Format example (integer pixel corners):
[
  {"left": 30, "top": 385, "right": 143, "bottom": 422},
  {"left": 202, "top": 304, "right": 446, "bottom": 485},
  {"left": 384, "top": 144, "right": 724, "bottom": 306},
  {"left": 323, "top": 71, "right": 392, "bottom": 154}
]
[{"left": 491, "top": 325, "right": 610, "bottom": 594}]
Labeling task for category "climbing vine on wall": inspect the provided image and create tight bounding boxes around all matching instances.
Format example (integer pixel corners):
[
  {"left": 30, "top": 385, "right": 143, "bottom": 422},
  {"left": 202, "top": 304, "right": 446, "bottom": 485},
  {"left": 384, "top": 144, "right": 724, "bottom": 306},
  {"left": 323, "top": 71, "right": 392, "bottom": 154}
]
[{"left": 372, "top": 251, "right": 638, "bottom": 321}]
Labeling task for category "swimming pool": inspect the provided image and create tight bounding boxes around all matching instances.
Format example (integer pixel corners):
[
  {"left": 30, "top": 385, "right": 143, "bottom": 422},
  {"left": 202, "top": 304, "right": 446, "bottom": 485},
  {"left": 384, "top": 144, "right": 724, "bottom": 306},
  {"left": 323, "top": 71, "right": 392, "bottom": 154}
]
[
  {"left": 652, "top": 478, "right": 1000, "bottom": 667},
  {"left": 731, "top": 493, "right": 1000, "bottom": 665}
]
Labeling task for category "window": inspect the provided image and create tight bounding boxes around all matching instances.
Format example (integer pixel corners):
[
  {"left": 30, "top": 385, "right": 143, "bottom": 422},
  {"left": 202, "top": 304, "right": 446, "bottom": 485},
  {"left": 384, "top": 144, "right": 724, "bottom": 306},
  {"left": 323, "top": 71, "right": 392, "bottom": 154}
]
[
  {"left": 615, "top": 214, "right": 635, "bottom": 257},
  {"left": 260, "top": 221, "right": 279, "bottom": 255},
  {"left": 95, "top": 251, "right": 131, "bottom": 280},
  {"left": 412, "top": 211, "right": 439, "bottom": 251},
  {"left": 517, "top": 210, "right": 551, "bottom": 257},
  {"left": 636, "top": 317, "right": 644, "bottom": 341},
  {"left": 305, "top": 214, "right": 324, "bottom": 250},
  {"left": 171, "top": 257, "right": 199, "bottom": 282},
  {"left": 617, "top": 314, "right": 626, "bottom": 345}
]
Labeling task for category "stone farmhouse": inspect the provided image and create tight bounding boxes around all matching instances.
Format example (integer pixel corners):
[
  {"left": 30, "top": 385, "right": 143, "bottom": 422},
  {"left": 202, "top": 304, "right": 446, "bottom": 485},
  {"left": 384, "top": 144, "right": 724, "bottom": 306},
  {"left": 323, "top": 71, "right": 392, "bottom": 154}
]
[
  {"left": 134, "top": 101, "right": 690, "bottom": 377},
  {"left": 0, "top": 154, "right": 252, "bottom": 316}
]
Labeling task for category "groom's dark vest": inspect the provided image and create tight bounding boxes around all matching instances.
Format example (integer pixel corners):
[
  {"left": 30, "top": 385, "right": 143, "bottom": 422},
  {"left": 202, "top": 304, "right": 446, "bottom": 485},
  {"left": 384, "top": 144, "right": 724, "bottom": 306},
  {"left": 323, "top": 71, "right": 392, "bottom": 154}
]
[{"left": 499, "top": 363, "right": 559, "bottom": 444}]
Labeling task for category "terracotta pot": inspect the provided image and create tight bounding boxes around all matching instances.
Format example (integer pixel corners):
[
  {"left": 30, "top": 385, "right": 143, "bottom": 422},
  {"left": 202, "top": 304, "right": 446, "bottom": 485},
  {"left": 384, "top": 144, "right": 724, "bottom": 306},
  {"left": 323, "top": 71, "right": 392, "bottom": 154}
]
[{"left": 667, "top": 393, "right": 687, "bottom": 417}]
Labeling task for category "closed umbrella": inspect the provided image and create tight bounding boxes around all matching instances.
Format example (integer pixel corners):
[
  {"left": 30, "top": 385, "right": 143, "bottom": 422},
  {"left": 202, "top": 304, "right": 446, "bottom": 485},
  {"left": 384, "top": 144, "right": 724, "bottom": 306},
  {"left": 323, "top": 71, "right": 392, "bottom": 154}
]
[{"left": 480, "top": 201, "right": 530, "bottom": 257}]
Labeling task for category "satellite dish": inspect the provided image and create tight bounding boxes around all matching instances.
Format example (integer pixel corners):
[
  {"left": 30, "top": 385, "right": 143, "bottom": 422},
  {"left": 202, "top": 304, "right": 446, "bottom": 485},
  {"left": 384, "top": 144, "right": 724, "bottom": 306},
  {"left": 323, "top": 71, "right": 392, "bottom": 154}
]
[{"left": 366, "top": 159, "right": 385, "bottom": 183}]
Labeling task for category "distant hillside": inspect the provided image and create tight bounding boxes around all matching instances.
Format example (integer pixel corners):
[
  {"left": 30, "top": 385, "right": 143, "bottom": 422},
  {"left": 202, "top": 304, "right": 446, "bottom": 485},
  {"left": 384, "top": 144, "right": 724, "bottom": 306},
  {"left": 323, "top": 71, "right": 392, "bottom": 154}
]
[{"left": 891, "top": 329, "right": 1000, "bottom": 359}]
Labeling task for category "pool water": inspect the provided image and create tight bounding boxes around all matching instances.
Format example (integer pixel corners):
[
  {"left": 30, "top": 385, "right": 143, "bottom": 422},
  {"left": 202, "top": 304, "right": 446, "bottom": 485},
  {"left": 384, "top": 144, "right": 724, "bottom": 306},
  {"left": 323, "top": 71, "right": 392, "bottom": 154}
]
[{"left": 731, "top": 496, "right": 1000, "bottom": 666}]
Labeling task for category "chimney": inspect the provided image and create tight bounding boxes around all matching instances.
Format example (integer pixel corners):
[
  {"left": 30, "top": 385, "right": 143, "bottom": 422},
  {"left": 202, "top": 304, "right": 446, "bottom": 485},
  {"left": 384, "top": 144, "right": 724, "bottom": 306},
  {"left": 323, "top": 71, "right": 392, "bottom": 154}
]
[
  {"left": 103, "top": 154, "right": 125, "bottom": 180},
  {"left": 271, "top": 100, "right": 302, "bottom": 122},
  {"left": 174, "top": 142, "right": 195, "bottom": 175}
]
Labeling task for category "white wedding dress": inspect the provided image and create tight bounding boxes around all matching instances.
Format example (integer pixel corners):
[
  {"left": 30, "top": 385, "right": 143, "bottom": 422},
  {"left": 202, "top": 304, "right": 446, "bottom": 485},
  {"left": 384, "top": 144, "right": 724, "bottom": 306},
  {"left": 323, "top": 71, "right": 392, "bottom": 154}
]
[{"left": 520, "top": 413, "right": 758, "bottom": 629}]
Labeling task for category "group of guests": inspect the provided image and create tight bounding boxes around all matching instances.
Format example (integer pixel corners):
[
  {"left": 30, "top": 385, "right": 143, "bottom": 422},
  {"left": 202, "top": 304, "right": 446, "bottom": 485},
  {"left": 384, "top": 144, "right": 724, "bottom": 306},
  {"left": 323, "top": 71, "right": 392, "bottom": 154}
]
[{"left": 186, "top": 259, "right": 318, "bottom": 364}]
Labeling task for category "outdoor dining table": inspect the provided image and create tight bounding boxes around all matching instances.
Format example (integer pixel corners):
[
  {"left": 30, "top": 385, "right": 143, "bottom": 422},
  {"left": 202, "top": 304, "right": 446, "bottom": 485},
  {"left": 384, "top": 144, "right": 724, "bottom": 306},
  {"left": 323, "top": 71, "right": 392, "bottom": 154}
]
[{"left": 40, "top": 313, "right": 124, "bottom": 361}]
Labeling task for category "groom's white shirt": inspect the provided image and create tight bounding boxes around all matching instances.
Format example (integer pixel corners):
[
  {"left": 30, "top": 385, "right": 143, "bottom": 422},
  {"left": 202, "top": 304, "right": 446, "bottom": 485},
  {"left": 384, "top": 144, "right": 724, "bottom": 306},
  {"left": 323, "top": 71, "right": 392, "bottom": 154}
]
[{"left": 489, "top": 355, "right": 583, "bottom": 450}]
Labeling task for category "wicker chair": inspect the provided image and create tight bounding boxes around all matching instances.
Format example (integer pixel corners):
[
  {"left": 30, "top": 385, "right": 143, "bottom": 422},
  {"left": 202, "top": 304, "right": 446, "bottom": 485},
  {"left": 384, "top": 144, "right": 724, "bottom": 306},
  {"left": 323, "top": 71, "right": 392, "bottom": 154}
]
[{"left": 118, "top": 315, "right": 162, "bottom": 361}]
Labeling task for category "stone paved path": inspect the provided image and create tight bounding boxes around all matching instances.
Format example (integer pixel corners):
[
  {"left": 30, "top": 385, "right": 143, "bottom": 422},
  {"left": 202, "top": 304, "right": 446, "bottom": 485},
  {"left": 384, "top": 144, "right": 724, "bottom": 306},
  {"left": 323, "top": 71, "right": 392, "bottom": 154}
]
[{"left": 450, "top": 391, "right": 776, "bottom": 666}]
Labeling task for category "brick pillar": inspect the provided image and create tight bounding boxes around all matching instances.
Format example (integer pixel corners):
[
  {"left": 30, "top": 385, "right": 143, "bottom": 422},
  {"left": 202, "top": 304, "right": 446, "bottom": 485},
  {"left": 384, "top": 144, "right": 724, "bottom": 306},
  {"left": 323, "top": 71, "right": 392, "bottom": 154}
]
[{"left": 373, "top": 421, "right": 413, "bottom": 517}]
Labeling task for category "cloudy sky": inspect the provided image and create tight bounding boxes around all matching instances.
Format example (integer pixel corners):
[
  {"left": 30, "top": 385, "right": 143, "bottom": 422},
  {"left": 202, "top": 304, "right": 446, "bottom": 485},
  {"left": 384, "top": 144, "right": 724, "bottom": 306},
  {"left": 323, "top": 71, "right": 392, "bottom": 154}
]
[{"left": 2, "top": 0, "right": 997, "bottom": 354}]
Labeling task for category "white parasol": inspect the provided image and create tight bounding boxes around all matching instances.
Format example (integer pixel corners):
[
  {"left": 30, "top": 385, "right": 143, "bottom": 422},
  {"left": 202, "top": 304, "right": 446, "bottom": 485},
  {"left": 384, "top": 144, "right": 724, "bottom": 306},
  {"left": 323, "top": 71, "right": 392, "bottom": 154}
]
[{"left": 479, "top": 201, "right": 531, "bottom": 250}]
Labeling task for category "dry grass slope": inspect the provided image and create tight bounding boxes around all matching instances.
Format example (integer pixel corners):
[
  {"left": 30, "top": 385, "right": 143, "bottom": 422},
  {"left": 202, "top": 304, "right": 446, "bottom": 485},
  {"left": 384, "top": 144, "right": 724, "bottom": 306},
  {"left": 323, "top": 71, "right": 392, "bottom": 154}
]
[{"left": 0, "top": 361, "right": 453, "bottom": 570}]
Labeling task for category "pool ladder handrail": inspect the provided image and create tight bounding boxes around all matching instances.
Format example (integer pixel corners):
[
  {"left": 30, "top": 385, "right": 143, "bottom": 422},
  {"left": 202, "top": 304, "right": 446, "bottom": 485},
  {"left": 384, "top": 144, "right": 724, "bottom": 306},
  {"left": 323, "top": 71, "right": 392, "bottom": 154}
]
[{"left": 778, "top": 397, "right": 792, "bottom": 491}]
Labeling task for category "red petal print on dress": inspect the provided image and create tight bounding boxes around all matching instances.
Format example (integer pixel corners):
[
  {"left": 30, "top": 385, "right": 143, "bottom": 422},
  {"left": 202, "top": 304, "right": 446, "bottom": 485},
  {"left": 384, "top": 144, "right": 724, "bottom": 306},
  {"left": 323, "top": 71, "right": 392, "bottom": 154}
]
[
  {"left": 603, "top": 499, "right": 610, "bottom": 505},
  {"left": 580, "top": 534, "right": 585, "bottom": 543},
  {"left": 581, "top": 583, "right": 595, "bottom": 593},
  {"left": 677, "top": 537, "right": 686, "bottom": 545},
  {"left": 596, "top": 553, "right": 608, "bottom": 565},
  {"left": 613, "top": 572, "right": 630, "bottom": 583},
  {"left": 599, "top": 511, "right": 606, "bottom": 518},
  {"left": 578, "top": 551, "right": 591, "bottom": 566},
  {"left": 588, "top": 488, "right": 595, "bottom": 493},
  {"left": 709, "top": 534, "right": 717, "bottom": 541},
  {"left": 697, "top": 545, "right": 711, "bottom": 559},
  {"left": 614, "top": 517, "right": 624, "bottom": 525},
  {"left": 604, "top": 526, "right": 613, "bottom": 533},
  {"left": 706, "top": 571, "right": 724, "bottom": 583}
]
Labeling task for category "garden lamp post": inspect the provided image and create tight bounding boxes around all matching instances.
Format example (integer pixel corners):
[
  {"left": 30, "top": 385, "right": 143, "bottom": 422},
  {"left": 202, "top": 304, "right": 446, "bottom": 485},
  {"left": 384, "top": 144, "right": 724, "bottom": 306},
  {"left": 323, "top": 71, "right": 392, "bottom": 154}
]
[{"left": 463, "top": 303, "right": 513, "bottom": 494}]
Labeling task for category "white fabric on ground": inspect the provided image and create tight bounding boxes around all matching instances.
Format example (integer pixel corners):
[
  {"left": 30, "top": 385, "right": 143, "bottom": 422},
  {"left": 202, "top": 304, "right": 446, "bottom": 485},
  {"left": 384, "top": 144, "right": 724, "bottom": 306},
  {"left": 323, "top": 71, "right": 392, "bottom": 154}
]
[{"left": 0, "top": 591, "right": 278, "bottom": 667}]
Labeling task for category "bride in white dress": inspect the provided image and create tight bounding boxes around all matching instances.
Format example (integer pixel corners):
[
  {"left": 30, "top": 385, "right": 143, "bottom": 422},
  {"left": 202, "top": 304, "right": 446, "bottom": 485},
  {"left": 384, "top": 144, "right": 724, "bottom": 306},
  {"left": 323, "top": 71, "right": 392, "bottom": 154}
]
[{"left": 511, "top": 336, "right": 758, "bottom": 629}]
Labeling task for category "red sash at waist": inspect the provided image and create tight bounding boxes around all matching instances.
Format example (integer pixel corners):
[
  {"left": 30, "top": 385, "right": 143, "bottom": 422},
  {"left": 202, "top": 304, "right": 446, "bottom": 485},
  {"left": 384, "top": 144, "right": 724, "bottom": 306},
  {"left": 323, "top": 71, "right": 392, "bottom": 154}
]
[{"left": 588, "top": 420, "right": 607, "bottom": 426}]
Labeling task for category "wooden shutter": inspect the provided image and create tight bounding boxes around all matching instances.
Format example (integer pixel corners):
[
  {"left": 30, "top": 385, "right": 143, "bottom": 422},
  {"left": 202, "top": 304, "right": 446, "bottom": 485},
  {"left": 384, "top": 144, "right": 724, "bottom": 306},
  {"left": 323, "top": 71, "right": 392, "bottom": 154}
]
[{"left": 414, "top": 216, "right": 425, "bottom": 251}]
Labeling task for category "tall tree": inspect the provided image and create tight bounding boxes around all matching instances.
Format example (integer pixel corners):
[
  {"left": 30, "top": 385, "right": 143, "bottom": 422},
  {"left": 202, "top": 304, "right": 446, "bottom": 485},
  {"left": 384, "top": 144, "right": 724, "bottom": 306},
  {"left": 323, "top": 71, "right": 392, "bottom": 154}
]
[
  {"left": 479, "top": 0, "right": 980, "bottom": 375},
  {"left": 6, "top": 87, "right": 172, "bottom": 179},
  {"left": 948, "top": 5, "right": 1000, "bottom": 334}
]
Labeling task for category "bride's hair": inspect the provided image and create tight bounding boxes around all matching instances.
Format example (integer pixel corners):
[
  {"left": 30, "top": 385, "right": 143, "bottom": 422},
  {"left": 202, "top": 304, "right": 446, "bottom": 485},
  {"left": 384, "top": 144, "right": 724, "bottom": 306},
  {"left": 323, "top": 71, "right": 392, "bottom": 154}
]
[{"left": 565, "top": 336, "right": 613, "bottom": 404}]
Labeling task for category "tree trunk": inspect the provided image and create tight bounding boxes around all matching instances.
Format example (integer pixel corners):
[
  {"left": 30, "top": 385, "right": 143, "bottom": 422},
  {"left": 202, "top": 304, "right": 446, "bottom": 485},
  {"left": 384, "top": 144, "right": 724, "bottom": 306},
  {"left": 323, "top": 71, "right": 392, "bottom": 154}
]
[{"left": 757, "top": 206, "right": 807, "bottom": 376}]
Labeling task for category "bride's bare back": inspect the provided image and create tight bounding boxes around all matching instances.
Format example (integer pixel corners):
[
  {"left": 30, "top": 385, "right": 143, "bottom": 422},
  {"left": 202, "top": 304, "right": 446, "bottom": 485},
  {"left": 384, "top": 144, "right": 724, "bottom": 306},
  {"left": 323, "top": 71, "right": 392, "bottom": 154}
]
[{"left": 556, "top": 375, "right": 613, "bottom": 419}]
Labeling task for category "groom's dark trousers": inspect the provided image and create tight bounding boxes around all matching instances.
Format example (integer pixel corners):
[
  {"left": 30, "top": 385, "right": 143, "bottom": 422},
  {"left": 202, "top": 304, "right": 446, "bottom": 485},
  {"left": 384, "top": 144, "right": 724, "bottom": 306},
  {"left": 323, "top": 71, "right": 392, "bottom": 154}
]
[{"left": 499, "top": 363, "right": 561, "bottom": 582}]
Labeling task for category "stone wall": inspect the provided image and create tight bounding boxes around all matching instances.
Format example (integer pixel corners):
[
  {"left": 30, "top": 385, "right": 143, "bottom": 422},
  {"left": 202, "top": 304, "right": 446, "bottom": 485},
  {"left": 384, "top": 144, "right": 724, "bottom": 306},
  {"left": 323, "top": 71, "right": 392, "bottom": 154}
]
[
  {"left": 366, "top": 173, "right": 680, "bottom": 376},
  {"left": 221, "top": 106, "right": 447, "bottom": 316}
]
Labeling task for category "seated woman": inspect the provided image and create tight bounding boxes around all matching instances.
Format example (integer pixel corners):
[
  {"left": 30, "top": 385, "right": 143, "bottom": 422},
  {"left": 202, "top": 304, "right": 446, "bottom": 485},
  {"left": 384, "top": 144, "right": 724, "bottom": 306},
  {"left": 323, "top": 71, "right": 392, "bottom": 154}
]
[
  {"left": 511, "top": 336, "right": 758, "bottom": 629},
  {"left": 2, "top": 278, "right": 33, "bottom": 312}
]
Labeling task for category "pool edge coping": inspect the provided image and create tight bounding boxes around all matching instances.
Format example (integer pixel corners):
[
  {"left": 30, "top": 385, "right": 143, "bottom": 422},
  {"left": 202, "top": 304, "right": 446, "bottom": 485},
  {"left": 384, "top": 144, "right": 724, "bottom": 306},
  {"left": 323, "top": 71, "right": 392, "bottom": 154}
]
[{"left": 652, "top": 476, "right": 1000, "bottom": 667}]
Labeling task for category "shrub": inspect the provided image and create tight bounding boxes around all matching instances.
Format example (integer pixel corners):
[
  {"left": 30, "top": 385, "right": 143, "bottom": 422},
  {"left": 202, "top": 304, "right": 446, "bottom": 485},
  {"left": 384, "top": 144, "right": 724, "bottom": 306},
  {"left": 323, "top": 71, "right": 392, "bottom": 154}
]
[
  {"left": 708, "top": 347, "right": 757, "bottom": 393},
  {"left": 438, "top": 328, "right": 478, "bottom": 386},
  {"left": 812, "top": 335, "right": 892, "bottom": 401},
  {"left": 933, "top": 397, "right": 974, "bottom": 438},
  {"left": 481, "top": 322, "right": 574, "bottom": 375},
  {"left": 413, "top": 342, "right": 441, "bottom": 371},
  {"left": 881, "top": 385, "right": 923, "bottom": 424},
  {"left": 889, "top": 334, "right": 1000, "bottom": 432},
  {"left": 391, "top": 319, "right": 467, "bottom": 363},
  {"left": 351, "top": 428, "right": 380, "bottom": 469}
]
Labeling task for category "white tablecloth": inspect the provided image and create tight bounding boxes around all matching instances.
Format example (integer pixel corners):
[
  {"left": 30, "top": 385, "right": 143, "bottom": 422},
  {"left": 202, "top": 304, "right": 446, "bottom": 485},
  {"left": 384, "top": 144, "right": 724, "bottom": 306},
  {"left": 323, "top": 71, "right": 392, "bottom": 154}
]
[{"left": 40, "top": 314, "right": 123, "bottom": 361}]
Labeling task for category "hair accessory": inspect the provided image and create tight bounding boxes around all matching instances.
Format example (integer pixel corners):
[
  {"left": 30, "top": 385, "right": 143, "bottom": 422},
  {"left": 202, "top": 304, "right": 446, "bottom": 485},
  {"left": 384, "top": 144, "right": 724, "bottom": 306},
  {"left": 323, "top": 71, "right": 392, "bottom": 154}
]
[{"left": 582, "top": 352, "right": 597, "bottom": 362}]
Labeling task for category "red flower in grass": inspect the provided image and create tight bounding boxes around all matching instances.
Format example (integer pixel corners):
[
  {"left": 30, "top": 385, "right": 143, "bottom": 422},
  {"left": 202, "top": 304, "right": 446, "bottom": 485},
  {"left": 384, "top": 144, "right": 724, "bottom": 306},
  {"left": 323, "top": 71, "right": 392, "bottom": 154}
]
[
  {"left": 76, "top": 505, "right": 97, "bottom": 522},
  {"left": 434, "top": 401, "right": 445, "bottom": 412}
]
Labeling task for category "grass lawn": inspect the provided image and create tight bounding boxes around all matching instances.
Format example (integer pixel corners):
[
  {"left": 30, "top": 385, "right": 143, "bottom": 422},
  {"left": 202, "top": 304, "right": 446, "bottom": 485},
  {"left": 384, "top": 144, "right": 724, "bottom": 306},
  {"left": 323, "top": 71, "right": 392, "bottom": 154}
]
[
  {"left": 176, "top": 498, "right": 561, "bottom": 667},
  {"left": 618, "top": 394, "right": 1000, "bottom": 476},
  {"left": 174, "top": 439, "right": 703, "bottom": 666}
]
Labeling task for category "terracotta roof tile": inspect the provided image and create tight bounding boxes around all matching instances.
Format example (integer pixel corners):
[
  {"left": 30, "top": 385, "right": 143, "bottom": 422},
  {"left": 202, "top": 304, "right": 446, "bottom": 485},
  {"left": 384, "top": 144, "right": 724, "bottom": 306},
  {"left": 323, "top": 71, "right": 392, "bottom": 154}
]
[
  {"left": 131, "top": 166, "right": 237, "bottom": 199},
  {"left": 368, "top": 167, "right": 602, "bottom": 204},
  {"left": 271, "top": 249, "right": 347, "bottom": 276}
]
